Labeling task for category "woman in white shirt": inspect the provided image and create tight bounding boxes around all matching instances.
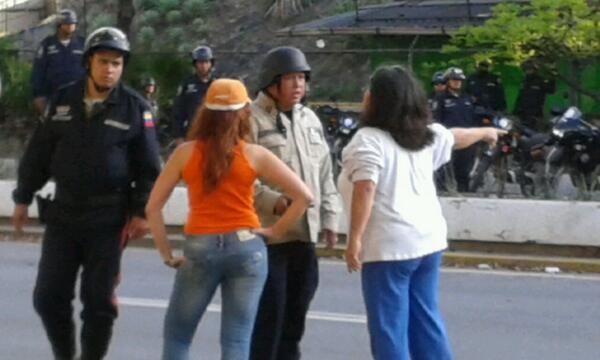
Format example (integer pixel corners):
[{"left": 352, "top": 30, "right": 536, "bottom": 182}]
[{"left": 338, "top": 65, "right": 504, "bottom": 360}]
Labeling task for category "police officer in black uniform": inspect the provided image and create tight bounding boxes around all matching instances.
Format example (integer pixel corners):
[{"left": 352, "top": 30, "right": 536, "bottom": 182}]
[
  {"left": 432, "top": 67, "right": 477, "bottom": 192},
  {"left": 12, "top": 27, "right": 160, "bottom": 360},
  {"left": 142, "top": 76, "right": 159, "bottom": 116},
  {"left": 172, "top": 45, "right": 215, "bottom": 145},
  {"left": 428, "top": 70, "right": 446, "bottom": 109},
  {"left": 465, "top": 60, "right": 507, "bottom": 113},
  {"left": 31, "top": 9, "right": 85, "bottom": 114},
  {"left": 514, "top": 60, "right": 556, "bottom": 130}
]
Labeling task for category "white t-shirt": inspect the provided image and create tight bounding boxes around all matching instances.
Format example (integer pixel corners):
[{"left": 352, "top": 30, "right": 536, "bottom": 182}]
[{"left": 338, "top": 123, "right": 454, "bottom": 262}]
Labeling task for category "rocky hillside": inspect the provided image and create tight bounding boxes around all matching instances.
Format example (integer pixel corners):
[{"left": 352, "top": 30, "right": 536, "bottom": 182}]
[{"left": 59, "top": 0, "right": 390, "bottom": 101}]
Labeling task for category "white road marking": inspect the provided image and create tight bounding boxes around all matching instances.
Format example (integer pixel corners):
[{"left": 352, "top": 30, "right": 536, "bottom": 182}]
[{"left": 118, "top": 296, "right": 367, "bottom": 324}]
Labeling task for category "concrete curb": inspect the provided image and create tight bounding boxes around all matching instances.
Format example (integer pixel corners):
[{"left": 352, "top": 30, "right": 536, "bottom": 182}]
[{"left": 313, "top": 247, "right": 600, "bottom": 274}]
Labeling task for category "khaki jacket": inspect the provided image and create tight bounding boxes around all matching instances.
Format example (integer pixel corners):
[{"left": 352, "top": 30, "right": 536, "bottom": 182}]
[{"left": 250, "top": 92, "right": 341, "bottom": 243}]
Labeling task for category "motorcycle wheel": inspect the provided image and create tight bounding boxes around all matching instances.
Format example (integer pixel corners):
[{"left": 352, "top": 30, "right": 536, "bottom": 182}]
[
  {"left": 570, "top": 171, "right": 594, "bottom": 201},
  {"left": 494, "top": 156, "right": 508, "bottom": 198},
  {"left": 469, "top": 155, "right": 492, "bottom": 194}
]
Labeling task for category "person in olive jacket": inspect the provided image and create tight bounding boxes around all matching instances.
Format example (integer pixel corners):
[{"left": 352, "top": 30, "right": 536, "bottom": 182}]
[{"left": 249, "top": 46, "right": 341, "bottom": 360}]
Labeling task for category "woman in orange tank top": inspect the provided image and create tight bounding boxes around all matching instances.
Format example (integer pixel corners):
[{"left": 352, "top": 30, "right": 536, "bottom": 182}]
[{"left": 145, "top": 79, "right": 313, "bottom": 360}]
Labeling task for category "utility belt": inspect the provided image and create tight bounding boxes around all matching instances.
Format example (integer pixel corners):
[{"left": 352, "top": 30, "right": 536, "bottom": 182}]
[
  {"left": 54, "top": 189, "right": 128, "bottom": 208},
  {"left": 36, "top": 190, "right": 128, "bottom": 225}
]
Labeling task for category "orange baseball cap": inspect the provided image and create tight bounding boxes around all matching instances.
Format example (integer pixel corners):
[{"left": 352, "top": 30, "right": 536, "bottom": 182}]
[{"left": 204, "top": 79, "right": 251, "bottom": 111}]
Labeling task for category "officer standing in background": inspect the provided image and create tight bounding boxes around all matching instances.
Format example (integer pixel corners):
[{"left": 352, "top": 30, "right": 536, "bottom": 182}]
[
  {"left": 465, "top": 60, "right": 506, "bottom": 113},
  {"left": 31, "top": 9, "right": 85, "bottom": 115},
  {"left": 172, "top": 45, "right": 215, "bottom": 145},
  {"left": 514, "top": 60, "right": 556, "bottom": 130},
  {"left": 141, "top": 76, "right": 159, "bottom": 117},
  {"left": 12, "top": 27, "right": 161, "bottom": 360},
  {"left": 249, "top": 46, "right": 341, "bottom": 360},
  {"left": 432, "top": 67, "right": 477, "bottom": 192},
  {"left": 428, "top": 71, "right": 446, "bottom": 108}
]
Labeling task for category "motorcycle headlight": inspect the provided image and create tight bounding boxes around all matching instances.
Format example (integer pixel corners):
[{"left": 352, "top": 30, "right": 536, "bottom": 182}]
[
  {"left": 497, "top": 117, "right": 512, "bottom": 131},
  {"left": 552, "top": 128, "right": 565, "bottom": 138},
  {"left": 342, "top": 117, "right": 354, "bottom": 127}
]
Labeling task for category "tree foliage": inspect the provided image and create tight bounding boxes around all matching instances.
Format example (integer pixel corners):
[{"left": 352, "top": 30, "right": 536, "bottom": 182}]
[
  {"left": 136, "top": 0, "right": 214, "bottom": 51},
  {"left": 0, "top": 39, "right": 32, "bottom": 118},
  {"left": 445, "top": 0, "right": 600, "bottom": 103}
]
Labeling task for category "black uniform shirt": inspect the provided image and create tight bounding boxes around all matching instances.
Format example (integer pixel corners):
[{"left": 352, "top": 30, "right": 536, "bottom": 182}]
[
  {"left": 431, "top": 91, "right": 476, "bottom": 128},
  {"left": 13, "top": 80, "right": 161, "bottom": 217},
  {"left": 172, "top": 74, "right": 214, "bottom": 138},
  {"left": 466, "top": 72, "right": 507, "bottom": 112},
  {"left": 514, "top": 74, "right": 556, "bottom": 117},
  {"left": 31, "top": 35, "right": 86, "bottom": 98}
]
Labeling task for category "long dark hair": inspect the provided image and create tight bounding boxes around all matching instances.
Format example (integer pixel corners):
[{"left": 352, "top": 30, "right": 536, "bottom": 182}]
[
  {"left": 362, "top": 65, "right": 434, "bottom": 151},
  {"left": 186, "top": 105, "right": 252, "bottom": 194}
]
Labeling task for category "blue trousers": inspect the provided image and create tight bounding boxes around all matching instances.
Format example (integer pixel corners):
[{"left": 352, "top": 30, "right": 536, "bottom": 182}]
[
  {"left": 361, "top": 252, "right": 453, "bottom": 360},
  {"left": 162, "top": 233, "right": 268, "bottom": 360}
]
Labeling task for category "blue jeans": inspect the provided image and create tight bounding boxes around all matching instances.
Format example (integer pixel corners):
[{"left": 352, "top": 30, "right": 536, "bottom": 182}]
[
  {"left": 361, "top": 252, "right": 453, "bottom": 360},
  {"left": 162, "top": 232, "right": 268, "bottom": 360}
]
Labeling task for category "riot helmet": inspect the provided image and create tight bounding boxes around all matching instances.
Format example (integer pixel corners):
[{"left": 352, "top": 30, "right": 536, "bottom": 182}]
[
  {"left": 431, "top": 71, "right": 445, "bottom": 85},
  {"left": 57, "top": 9, "right": 77, "bottom": 25},
  {"left": 83, "top": 27, "right": 130, "bottom": 66},
  {"left": 443, "top": 67, "right": 466, "bottom": 82},
  {"left": 257, "top": 46, "right": 311, "bottom": 91},
  {"left": 192, "top": 46, "right": 214, "bottom": 65}
]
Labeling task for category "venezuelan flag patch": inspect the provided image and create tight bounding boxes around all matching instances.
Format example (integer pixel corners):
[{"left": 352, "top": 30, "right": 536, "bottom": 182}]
[{"left": 143, "top": 111, "right": 154, "bottom": 128}]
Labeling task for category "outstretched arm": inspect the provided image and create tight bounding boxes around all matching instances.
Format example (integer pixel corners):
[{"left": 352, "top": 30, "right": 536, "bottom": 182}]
[{"left": 451, "top": 127, "right": 506, "bottom": 150}]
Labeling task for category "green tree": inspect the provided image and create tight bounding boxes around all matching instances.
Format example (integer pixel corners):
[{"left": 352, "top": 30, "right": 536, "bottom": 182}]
[{"left": 445, "top": 0, "right": 600, "bottom": 105}]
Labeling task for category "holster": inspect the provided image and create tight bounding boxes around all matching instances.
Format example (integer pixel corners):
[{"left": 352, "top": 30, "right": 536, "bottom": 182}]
[{"left": 35, "top": 194, "right": 53, "bottom": 224}]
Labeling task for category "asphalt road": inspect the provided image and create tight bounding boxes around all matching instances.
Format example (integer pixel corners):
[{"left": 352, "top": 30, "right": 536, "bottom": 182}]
[{"left": 1, "top": 240, "right": 599, "bottom": 360}]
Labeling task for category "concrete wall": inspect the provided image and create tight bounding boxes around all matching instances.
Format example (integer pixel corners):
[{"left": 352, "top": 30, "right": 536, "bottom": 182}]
[
  {"left": 0, "top": 180, "right": 598, "bottom": 247},
  {"left": 0, "top": 0, "right": 45, "bottom": 35}
]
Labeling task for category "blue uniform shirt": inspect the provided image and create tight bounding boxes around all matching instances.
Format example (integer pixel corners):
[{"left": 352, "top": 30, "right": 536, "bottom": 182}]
[
  {"left": 431, "top": 91, "right": 476, "bottom": 128},
  {"left": 13, "top": 80, "right": 161, "bottom": 219},
  {"left": 172, "top": 74, "right": 213, "bottom": 138},
  {"left": 31, "top": 34, "right": 86, "bottom": 98}
]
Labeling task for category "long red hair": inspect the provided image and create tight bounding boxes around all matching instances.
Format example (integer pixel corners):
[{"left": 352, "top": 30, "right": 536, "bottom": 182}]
[{"left": 186, "top": 104, "right": 253, "bottom": 194}]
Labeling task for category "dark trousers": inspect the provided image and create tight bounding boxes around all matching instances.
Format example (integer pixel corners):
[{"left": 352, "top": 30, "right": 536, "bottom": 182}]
[
  {"left": 33, "top": 222, "right": 125, "bottom": 360},
  {"left": 250, "top": 241, "right": 319, "bottom": 360},
  {"left": 520, "top": 114, "right": 544, "bottom": 131},
  {"left": 452, "top": 147, "right": 476, "bottom": 193}
]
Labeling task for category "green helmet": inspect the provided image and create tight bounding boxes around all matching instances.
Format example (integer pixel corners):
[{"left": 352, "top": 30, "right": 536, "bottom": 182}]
[{"left": 142, "top": 76, "right": 156, "bottom": 87}]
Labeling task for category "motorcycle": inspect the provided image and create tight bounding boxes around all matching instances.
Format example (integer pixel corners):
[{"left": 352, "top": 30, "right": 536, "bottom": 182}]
[
  {"left": 315, "top": 105, "right": 359, "bottom": 179},
  {"left": 544, "top": 107, "right": 600, "bottom": 200},
  {"left": 469, "top": 115, "right": 549, "bottom": 198}
]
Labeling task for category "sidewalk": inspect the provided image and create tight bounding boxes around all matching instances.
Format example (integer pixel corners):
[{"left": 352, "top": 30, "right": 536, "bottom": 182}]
[{"left": 2, "top": 218, "right": 600, "bottom": 273}]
